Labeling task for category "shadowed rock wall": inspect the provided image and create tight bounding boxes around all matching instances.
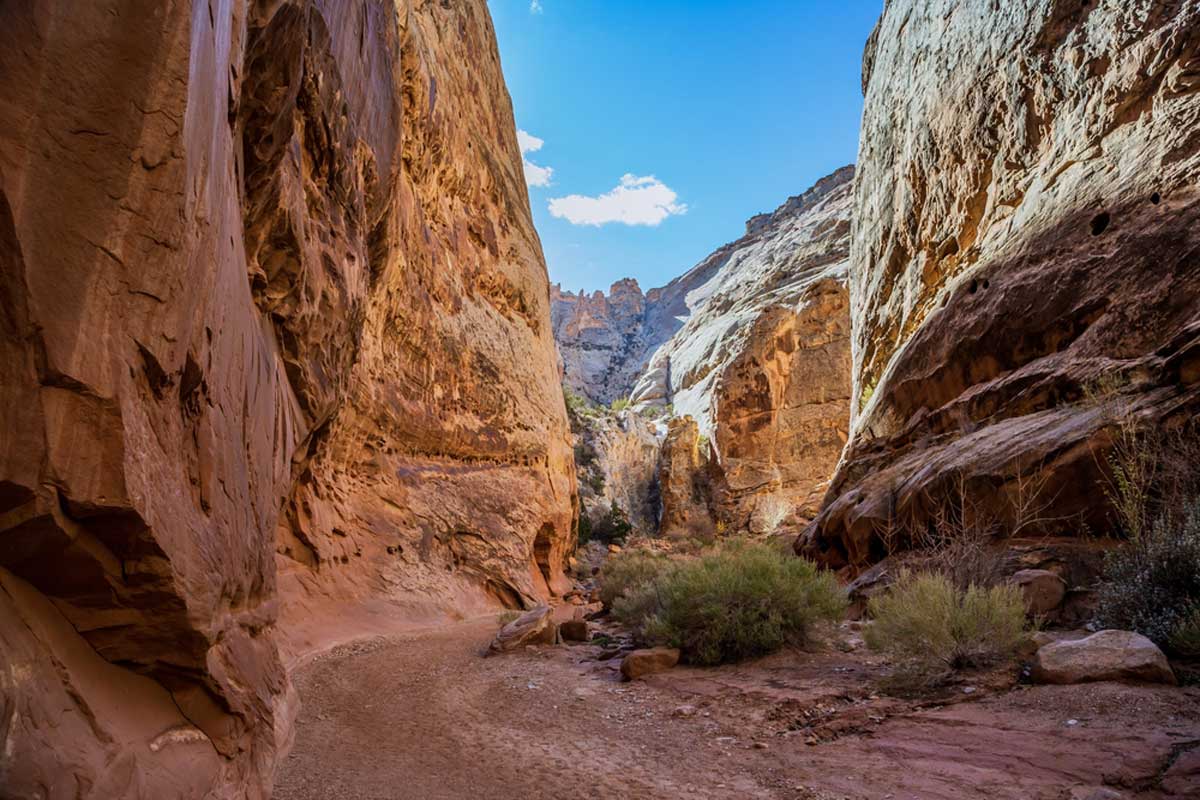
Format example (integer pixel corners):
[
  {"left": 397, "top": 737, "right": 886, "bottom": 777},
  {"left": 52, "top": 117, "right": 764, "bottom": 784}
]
[
  {"left": 0, "top": 1, "right": 574, "bottom": 796},
  {"left": 801, "top": 0, "right": 1200, "bottom": 570}
]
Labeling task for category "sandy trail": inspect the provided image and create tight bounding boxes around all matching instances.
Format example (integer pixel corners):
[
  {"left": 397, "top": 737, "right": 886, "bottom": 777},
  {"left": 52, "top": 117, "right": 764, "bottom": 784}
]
[{"left": 273, "top": 618, "right": 1200, "bottom": 800}]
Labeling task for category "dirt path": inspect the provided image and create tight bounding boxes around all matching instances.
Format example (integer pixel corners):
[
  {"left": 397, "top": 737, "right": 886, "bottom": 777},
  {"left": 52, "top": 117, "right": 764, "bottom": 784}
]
[{"left": 274, "top": 618, "right": 1200, "bottom": 800}]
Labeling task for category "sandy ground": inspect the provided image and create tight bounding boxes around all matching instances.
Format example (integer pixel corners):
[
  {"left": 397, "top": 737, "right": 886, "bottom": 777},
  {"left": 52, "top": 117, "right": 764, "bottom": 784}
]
[{"left": 273, "top": 617, "right": 1200, "bottom": 800}]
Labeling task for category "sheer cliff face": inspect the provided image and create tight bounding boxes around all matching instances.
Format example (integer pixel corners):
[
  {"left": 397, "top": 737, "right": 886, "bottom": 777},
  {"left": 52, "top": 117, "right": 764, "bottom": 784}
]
[
  {"left": 641, "top": 169, "right": 856, "bottom": 531},
  {"left": 803, "top": 1, "right": 1200, "bottom": 569},
  {"left": 552, "top": 169, "right": 855, "bottom": 533},
  {"left": 0, "top": 1, "right": 573, "bottom": 797}
]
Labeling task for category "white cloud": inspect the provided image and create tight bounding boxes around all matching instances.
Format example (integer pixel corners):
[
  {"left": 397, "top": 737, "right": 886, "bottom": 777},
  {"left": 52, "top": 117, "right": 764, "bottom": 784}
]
[
  {"left": 524, "top": 161, "right": 553, "bottom": 187},
  {"left": 517, "top": 128, "right": 553, "bottom": 188},
  {"left": 517, "top": 130, "right": 544, "bottom": 155},
  {"left": 548, "top": 174, "right": 688, "bottom": 226},
  {"left": 529, "top": 0, "right": 543, "bottom": 13}
]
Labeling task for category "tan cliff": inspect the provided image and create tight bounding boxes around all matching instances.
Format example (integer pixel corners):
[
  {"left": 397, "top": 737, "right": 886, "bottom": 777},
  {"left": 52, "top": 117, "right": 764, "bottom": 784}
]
[
  {"left": 801, "top": 0, "right": 1200, "bottom": 570},
  {"left": 0, "top": 1, "right": 574, "bottom": 797},
  {"left": 552, "top": 168, "right": 855, "bottom": 535}
]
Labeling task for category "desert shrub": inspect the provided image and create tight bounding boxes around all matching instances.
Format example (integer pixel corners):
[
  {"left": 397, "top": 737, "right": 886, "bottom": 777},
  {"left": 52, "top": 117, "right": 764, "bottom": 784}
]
[
  {"left": 1171, "top": 604, "right": 1200, "bottom": 659},
  {"left": 590, "top": 501, "right": 632, "bottom": 544},
  {"left": 598, "top": 549, "right": 670, "bottom": 608},
  {"left": 585, "top": 472, "right": 606, "bottom": 494},
  {"left": 1095, "top": 496, "right": 1200, "bottom": 650},
  {"left": 610, "top": 397, "right": 631, "bottom": 412},
  {"left": 627, "top": 541, "right": 846, "bottom": 665},
  {"left": 865, "top": 571, "right": 1027, "bottom": 689},
  {"left": 573, "top": 441, "right": 598, "bottom": 469},
  {"left": 576, "top": 513, "right": 592, "bottom": 545}
]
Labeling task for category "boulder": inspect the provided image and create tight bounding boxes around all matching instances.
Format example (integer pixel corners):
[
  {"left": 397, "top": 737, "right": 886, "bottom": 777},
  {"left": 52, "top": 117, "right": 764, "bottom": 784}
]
[
  {"left": 1010, "top": 569, "right": 1066, "bottom": 615},
  {"left": 488, "top": 607, "right": 557, "bottom": 654},
  {"left": 1032, "top": 630, "right": 1176, "bottom": 686},
  {"left": 620, "top": 647, "right": 681, "bottom": 680},
  {"left": 559, "top": 620, "right": 589, "bottom": 642}
]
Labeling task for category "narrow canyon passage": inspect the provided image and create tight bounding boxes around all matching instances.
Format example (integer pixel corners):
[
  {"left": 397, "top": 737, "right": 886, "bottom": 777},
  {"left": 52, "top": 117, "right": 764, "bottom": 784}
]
[{"left": 273, "top": 620, "right": 1200, "bottom": 800}]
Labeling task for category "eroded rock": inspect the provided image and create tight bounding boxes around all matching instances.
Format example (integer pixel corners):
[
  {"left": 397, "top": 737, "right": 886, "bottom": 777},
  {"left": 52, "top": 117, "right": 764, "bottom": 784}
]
[
  {"left": 0, "top": 1, "right": 573, "bottom": 796},
  {"left": 802, "top": 0, "right": 1200, "bottom": 571},
  {"left": 620, "top": 647, "right": 681, "bottom": 680},
  {"left": 1032, "top": 630, "right": 1176, "bottom": 686},
  {"left": 1011, "top": 569, "right": 1067, "bottom": 615},
  {"left": 489, "top": 607, "right": 558, "bottom": 654}
]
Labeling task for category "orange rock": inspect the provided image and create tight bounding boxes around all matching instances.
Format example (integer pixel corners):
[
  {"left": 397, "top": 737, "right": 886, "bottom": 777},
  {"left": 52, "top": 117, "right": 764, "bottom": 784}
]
[{"left": 620, "top": 647, "right": 681, "bottom": 680}]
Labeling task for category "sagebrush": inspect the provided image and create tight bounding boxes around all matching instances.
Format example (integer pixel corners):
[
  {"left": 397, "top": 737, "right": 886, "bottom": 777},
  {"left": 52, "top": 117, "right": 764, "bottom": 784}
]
[
  {"left": 1095, "top": 496, "right": 1200, "bottom": 651},
  {"left": 612, "top": 541, "right": 846, "bottom": 666},
  {"left": 865, "top": 570, "right": 1027, "bottom": 690},
  {"left": 597, "top": 549, "right": 670, "bottom": 608}
]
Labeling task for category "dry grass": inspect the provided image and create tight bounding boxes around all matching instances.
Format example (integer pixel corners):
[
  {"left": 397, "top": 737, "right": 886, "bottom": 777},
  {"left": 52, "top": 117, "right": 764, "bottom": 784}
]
[{"left": 865, "top": 570, "right": 1028, "bottom": 692}]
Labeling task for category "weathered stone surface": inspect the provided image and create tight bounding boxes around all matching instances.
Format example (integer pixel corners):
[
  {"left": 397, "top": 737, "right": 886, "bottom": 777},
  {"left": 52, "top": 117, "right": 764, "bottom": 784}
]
[
  {"left": 489, "top": 607, "right": 558, "bottom": 654},
  {"left": 570, "top": 406, "right": 661, "bottom": 535},
  {"left": 0, "top": 1, "right": 573, "bottom": 796},
  {"left": 658, "top": 417, "right": 714, "bottom": 538},
  {"left": 559, "top": 619, "right": 589, "bottom": 642},
  {"left": 620, "top": 647, "right": 681, "bottom": 680},
  {"left": 1033, "top": 630, "right": 1176, "bottom": 686},
  {"left": 553, "top": 169, "right": 854, "bottom": 535},
  {"left": 1010, "top": 569, "right": 1067, "bottom": 615},
  {"left": 803, "top": 1, "right": 1200, "bottom": 570}
]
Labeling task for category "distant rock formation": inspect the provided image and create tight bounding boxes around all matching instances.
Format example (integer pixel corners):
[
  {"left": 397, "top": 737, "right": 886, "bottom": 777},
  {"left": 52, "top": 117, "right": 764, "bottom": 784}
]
[
  {"left": 801, "top": 1, "right": 1200, "bottom": 570},
  {"left": 0, "top": 1, "right": 574, "bottom": 796},
  {"left": 569, "top": 404, "right": 661, "bottom": 536},
  {"left": 552, "top": 167, "right": 855, "bottom": 534},
  {"left": 658, "top": 416, "right": 714, "bottom": 539}
]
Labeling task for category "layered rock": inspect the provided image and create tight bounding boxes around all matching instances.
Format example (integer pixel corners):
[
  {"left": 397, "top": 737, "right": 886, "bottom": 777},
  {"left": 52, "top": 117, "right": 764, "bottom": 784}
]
[
  {"left": 551, "top": 279, "right": 654, "bottom": 406},
  {"left": 0, "top": 1, "right": 573, "bottom": 797},
  {"left": 802, "top": 1, "right": 1200, "bottom": 569},
  {"left": 553, "top": 168, "right": 855, "bottom": 535},
  {"left": 570, "top": 405, "right": 661, "bottom": 536},
  {"left": 638, "top": 168, "right": 855, "bottom": 532},
  {"left": 657, "top": 417, "right": 714, "bottom": 538}
]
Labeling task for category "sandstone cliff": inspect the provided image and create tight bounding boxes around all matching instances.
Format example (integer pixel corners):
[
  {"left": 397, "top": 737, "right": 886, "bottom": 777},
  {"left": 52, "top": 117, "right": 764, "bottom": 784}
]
[
  {"left": 0, "top": 1, "right": 574, "bottom": 797},
  {"left": 553, "top": 169, "right": 855, "bottom": 535},
  {"left": 568, "top": 403, "right": 660, "bottom": 538},
  {"left": 802, "top": 1, "right": 1200, "bottom": 570}
]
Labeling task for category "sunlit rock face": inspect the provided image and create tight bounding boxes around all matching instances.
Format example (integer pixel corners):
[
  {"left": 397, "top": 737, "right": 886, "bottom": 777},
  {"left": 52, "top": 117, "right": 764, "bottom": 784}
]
[
  {"left": 552, "top": 168, "right": 855, "bottom": 534},
  {"left": 801, "top": 1, "right": 1200, "bottom": 570},
  {"left": 638, "top": 168, "right": 856, "bottom": 532},
  {"left": 0, "top": 1, "right": 573, "bottom": 796}
]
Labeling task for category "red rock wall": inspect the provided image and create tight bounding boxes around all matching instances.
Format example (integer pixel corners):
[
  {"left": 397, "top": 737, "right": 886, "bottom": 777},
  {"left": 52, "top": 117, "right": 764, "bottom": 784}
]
[
  {"left": 0, "top": 1, "right": 574, "bottom": 796},
  {"left": 802, "top": 1, "right": 1200, "bottom": 570}
]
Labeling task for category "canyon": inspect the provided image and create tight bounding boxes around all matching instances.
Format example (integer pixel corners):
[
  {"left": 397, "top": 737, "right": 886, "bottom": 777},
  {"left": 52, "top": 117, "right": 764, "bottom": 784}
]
[{"left": 1, "top": 1, "right": 1198, "bottom": 799}]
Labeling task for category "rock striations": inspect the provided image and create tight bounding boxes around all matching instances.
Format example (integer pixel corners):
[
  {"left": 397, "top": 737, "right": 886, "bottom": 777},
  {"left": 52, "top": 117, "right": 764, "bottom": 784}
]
[
  {"left": 801, "top": 1, "right": 1200, "bottom": 570},
  {"left": 0, "top": 1, "right": 574, "bottom": 797},
  {"left": 553, "top": 167, "right": 856, "bottom": 533}
]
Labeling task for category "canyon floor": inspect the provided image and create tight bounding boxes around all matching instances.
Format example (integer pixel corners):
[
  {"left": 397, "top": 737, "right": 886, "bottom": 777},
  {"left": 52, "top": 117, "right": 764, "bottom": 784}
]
[{"left": 273, "top": 617, "right": 1200, "bottom": 800}]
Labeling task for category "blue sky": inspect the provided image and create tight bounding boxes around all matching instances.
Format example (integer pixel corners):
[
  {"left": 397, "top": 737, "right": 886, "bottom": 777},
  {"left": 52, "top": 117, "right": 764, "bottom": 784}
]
[{"left": 489, "top": 0, "right": 882, "bottom": 294}]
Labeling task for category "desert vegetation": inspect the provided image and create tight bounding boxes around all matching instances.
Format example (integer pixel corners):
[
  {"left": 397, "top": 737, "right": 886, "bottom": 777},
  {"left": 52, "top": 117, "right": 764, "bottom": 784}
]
[
  {"left": 601, "top": 540, "right": 845, "bottom": 665},
  {"left": 865, "top": 570, "right": 1028, "bottom": 691}
]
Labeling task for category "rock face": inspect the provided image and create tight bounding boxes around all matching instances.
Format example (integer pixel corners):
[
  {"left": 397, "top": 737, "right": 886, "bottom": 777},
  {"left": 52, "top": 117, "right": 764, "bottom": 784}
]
[
  {"left": 658, "top": 417, "right": 714, "bottom": 538},
  {"left": 570, "top": 406, "right": 661, "bottom": 535},
  {"left": 803, "top": 1, "right": 1200, "bottom": 570},
  {"left": 551, "top": 279, "right": 655, "bottom": 406},
  {"left": 1033, "top": 630, "right": 1176, "bottom": 686},
  {"left": 552, "top": 168, "right": 855, "bottom": 534},
  {"left": 0, "top": 1, "right": 573, "bottom": 797}
]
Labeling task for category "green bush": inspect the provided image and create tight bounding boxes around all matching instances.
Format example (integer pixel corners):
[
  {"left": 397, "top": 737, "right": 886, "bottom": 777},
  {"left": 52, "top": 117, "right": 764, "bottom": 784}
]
[
  {"left": 591, "top": 500, "right": 631, "bottom": 544},
  {"left": 865, "top": 571, "right": 1027, "bottom": 689},
  {"left": 1171, "top": 604, "right": 1200, "bottom": 659},
  {"left": 620, "top": 541, "right": 846, "bottom": 666},
  {"left": 1096, "top": 496, "right": 1200, "bottom": 651},
  {"left": 610, "top": 398, "right": 631, "bottom": 412},
  {"left": 598, "top": 549, "right": 670, "bottom": 608}
]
